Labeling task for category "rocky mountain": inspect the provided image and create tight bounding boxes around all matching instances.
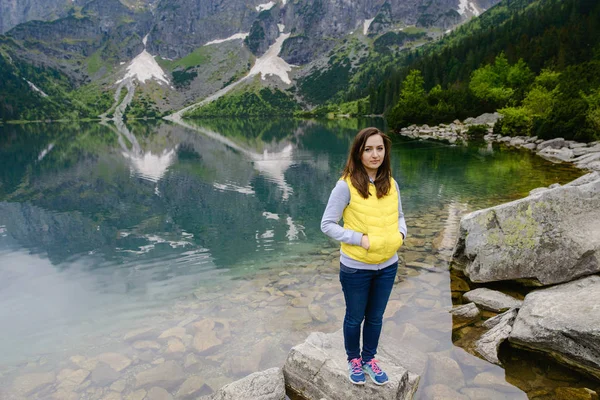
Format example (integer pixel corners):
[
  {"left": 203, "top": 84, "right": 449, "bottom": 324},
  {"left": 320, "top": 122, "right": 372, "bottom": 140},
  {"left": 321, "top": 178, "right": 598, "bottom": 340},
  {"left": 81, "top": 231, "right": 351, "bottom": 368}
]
[{"left": 0, "top": 0, "right": 499, "bottom": 120}]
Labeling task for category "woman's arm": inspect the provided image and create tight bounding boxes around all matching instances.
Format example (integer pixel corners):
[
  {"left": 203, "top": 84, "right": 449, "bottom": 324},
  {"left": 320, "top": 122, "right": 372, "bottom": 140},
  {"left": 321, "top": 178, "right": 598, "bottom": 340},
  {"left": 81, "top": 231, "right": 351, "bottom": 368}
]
[
  {"left": 395, "top": 180, "right": 408, "bottom": 240},
  {"left": 320, "top": 180, "right": 364, "bottom": 245}
]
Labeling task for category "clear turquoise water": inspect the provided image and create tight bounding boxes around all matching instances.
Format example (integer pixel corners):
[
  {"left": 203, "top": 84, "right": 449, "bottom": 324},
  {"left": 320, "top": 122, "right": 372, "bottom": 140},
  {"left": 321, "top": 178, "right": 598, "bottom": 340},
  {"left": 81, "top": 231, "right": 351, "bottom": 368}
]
[{"left": 0, "top": 118, "right": 586, "bottom": 397}]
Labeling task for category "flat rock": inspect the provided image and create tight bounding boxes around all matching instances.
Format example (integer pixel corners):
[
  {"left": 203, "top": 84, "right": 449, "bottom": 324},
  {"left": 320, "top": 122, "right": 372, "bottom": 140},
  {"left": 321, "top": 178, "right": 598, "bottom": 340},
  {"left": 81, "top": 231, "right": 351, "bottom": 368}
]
[
  {"left": 204, "top": 367, "right": 285, "bottom": 400},
  {"left": 147, "top": 387, "right": 173, "bottom": 400},
  {"left": 426, "top": 353, "right": 465, "bottom": 390},
  {"left": 135, "top": 360, "right": 185, "bottom": 389},
  {"left": 509, "top": 275, "right": 600, "bottom": 379},
  {"left": 12, "top": 372, "right": 55, "bottom": 396},
  {"left": 423, "top": 384, "right": 468, "bottom": 400},
  {"left": 96, "top": 353, "right": 132, "bottom": 372},
  {"left": 283, "top": 330, "right": 419, "bottom": 400},
  {"left": 460, "top": 387, "right": 525, "bottom": 399},
  {"left": 450, "top": 303, "right": 480, "bottom": 329},
  {"left": 463, "top": 288, "right": 522, "bottom": 312},
  {"left": 475, "top": 308, "right": 518, "bottom": 364},
  {"left": 452, "top": 173, "right": 600, "bottom": 285}
]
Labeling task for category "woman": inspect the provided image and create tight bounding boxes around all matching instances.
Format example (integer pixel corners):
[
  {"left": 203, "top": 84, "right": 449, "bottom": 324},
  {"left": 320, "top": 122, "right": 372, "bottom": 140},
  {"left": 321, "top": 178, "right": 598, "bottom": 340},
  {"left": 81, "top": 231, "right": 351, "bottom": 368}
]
[{"left": 321, "top": 127, "right": 407, "bottom": 386}]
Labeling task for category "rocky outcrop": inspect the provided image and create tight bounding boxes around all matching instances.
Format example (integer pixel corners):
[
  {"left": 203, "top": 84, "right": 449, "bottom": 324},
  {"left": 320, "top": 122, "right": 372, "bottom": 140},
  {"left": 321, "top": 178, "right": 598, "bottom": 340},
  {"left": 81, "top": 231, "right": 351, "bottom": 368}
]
[
  {"left": 244, "top": 9, "right": 280, "bottom": 57},
  {"left": 283, "top": 330, "right": 419, "bottom": 400},
  {"left": 452, "top": 172, "right": 600, "bottom": 286},
  {"left": 509, "top": 275, "right": 600, "bottom": 380}
]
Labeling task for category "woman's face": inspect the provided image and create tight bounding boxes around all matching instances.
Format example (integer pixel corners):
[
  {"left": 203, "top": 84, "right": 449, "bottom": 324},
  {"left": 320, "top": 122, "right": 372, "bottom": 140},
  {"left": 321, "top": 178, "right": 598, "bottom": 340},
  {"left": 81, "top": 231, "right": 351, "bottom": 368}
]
[{"left": 361, "top": 134, "right": 385, "bottom": 175}]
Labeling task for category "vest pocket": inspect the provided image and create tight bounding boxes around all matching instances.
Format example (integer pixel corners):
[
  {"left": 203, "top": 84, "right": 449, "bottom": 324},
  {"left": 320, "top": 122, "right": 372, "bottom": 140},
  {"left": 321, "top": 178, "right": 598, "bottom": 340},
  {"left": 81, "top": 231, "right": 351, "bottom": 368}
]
[{"left": 392, "top": 231, "right": 404, "bottom": 250}]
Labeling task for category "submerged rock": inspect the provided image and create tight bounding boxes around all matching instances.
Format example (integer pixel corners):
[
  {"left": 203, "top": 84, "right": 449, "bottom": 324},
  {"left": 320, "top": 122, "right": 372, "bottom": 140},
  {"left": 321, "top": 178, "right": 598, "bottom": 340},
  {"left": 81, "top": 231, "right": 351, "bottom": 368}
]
[
  {"left": 509, "top": 275, "right": 600, "bottom": 380},
  {"left": 283, "top": 330, "right": 419, "bottom": 400},
  {"left": 452, "top": 173, "right": 600, "bottom": 285}
]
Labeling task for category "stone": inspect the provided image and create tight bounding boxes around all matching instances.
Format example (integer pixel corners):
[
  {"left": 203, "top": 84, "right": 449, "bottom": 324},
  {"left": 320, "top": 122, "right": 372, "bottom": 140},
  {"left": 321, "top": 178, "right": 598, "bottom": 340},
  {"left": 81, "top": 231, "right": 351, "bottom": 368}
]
[
  {"left": 509, "top": 275, "right": 600, "bottom": 380},
  {"left": 102, "top": 392, "right": 123, "bottom": 400},
  {"left": 12, "top": 372, "right": 55, "bottom": 396},
  {"left": 159, "top": 327, "right": 187, "bottom": 340},
  {"left": 124, "top": 327, "right": 155, "bottom": 342},
  {"left": 126, "top": 390, "right": 147, "bottom": 400},
  {"left": 110, "top": 380, "right": 127, "bottom": 393},
  {"left": 57, "top": 369, "right": 90, "bottom": 391},
  {"left": 283, "top": 330, "right": 419, "bottom": 400},
  {"left": 537, "top": 147, "right": 574, "bottom": 162},
  {"left": 472, "top": 371, "right": 519, "bottom": 392},
  {"left": 91, "top": 363, "right": 120, "bottom": 385},
  {"left": 147, "top": 387, "right": 173, "bottom": 400},
  {"left": 192, "top": 319, "right": 222, "bottom": 353},
  {"left": 166, "top": 338, "right": 186, "bottom": 354},
  {"left": 460, "top": 387, "right": 522, "bottom": 399},
  {"left": 133, "top": 340, "right": 161, "bottom": 350},
  {"left": 463, "top": 288, "right": 522, "bottom": 312},
  {"left": 452, "top": 173, "right": 600, "bottom": 285},
  {"left": 449, "top": 302, "right": 480, "bottom": 329},
  {"left": 208, "top": 367, "right": 285, "bottom": 400},
  {"left": 475, "top": 308, "right": 518, "bottom": 364},
  {"left": 176, "top": 376, "right": 208, "bottom": 399},
  {"left": 308, "top": 303, "right": 328, "bottom": 322},
  {"left": 135, "top": 360, "right": 185, "bottom": 389},
  {"left": 537, "top": 138, "right": 566, "bottom": 151},
  {"left": 554, "top": 387, "right": 598, "bottom": 400},
  {"left": 96, "top": 353, "right": 132, "bottom": 372},
  {"left": 426, "top": 353, "right": 465, "bottom": 390},
  {"left": 423, "top": 384, "right": 468, "bottom": 400}
]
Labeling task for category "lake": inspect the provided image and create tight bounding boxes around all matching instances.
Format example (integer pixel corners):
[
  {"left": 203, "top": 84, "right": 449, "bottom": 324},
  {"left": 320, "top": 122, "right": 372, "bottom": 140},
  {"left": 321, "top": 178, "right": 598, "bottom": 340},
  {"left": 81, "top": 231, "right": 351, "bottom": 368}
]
[{"left": 0, "top": 118, "right": 592, "bottom": 399}]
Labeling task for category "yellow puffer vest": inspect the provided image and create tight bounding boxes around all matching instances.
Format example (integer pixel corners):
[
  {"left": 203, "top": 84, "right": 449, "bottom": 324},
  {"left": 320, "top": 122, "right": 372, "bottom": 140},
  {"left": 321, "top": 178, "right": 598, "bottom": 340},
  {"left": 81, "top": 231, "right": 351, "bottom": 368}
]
[{"left": 340, "top": 176, "right": 404, "bottom": 264}]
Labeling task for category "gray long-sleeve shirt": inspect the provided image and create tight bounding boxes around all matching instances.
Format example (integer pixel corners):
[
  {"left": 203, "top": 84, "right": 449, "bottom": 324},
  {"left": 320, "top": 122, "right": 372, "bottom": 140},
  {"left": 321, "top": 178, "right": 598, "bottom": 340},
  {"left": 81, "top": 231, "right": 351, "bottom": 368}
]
[{"left": 320, "top": 179, "right": 407, "bottom": 270}]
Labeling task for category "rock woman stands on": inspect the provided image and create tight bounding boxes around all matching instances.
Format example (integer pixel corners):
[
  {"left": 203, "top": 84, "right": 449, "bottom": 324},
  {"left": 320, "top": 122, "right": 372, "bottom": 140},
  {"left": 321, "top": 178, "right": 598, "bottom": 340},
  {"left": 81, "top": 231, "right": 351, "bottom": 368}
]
[{"left": 321, "top": 127, "right": 407, "bottom": 386}]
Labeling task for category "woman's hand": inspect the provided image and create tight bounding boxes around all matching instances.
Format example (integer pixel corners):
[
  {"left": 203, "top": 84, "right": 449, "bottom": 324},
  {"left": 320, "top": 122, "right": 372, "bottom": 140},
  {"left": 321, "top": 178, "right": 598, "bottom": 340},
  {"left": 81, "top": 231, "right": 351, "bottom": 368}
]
[{"left": 360, "top": 234, "right": 370, "bottom": 250}]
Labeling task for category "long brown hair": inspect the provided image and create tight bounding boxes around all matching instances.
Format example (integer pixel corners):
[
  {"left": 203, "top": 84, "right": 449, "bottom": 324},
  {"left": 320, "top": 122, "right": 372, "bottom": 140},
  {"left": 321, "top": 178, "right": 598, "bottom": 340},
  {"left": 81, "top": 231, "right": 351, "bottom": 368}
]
[{"left": 342, "top": 127, "right": 392, "bottom": 199}]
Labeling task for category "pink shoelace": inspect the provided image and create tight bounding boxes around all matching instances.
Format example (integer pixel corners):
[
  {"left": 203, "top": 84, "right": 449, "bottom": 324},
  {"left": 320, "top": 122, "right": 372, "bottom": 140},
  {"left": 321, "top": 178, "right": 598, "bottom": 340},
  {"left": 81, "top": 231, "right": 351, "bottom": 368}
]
[
  {"left": 365, "top": 359, "right": 382, "bottom": 374},
  {"left": 349, "top": 358, "right": 363, "bottom": 374}
]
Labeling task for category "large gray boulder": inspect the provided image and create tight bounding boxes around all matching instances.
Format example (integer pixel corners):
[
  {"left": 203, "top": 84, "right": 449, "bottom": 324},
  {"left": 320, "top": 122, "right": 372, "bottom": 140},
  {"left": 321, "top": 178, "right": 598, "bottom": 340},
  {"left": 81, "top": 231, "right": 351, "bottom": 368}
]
[
  {"left": 509, "top": 275, "right": 600, "bottom": 380},
  {"left": 452, "top": 173, "right": 600, "bottom": 285},
  {"left": 202, "top": 367, "right": 285, "bottom": 400},
  {"left": 283, "top": 330, "right": 419, "bottom": 400}
]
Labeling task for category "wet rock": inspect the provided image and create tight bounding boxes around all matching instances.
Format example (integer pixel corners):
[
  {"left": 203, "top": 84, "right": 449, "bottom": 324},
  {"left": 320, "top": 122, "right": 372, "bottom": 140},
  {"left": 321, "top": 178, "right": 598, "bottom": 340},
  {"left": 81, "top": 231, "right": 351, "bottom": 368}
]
[
  {"left": 135, "top": 360, "right": 185, "bottom": 389},
  {"left": 463, "top": 288, "right": 522, "bottom": 312},
  {"left": 538, "top": 147, "right": 574, "bottom": 162},
  {"left": 126, "top": 389, "right": 147, "bottom": 400},
  {"left": 475, "top": 308, "right": 518, "bottom": 365},
  {"left": 426, "top": 353, "right": 466, "bottom": 390},
  {"left": 12, "top": 372, "right": 55, "bottom": 396},
  {"left": 472, "top": 371, "right": 519, "bottom": 392},
  {"left": 308, "top": 303, "right": 328, "bottom": 322},
  {"left": 450, "top": 276, "right": 471, "bottom": 292},
  {"left": 91, "top": 363, "right": 120, "bottom": 386},
  {"left": 460, "top": 387, "right": 521, "bottom": 399},
  {"left": 423, "top": 384, "right": 468, "bottom": 399},
  {"left": 452, "top": 173, "right": 600, "bottom": 285},
  {"left": 450, "top": 302, "right": 480, "bottom": 329},
  {"left": 166, "top": 338, "right": 186, "bottom": 354},
  {"left": 147, "top": 387, "right": 173, "bottom": 400},
  {"left": 102, "top": 392, "right": 123, "bottom": 400},
  {"left": 70, "top": 355, "right": 98, "bottom": 370},
  {"left": 96, "top": 353, "right": 132, "bottom": 372},
  {"left": 554, "top": 387, "right": 598, "bottom": 400},
  {"left": 133, "top": 340, "right": 161, "bottom": 350},
  {"left": 192, "top": 319, "right": 223, "bottom": 353},
  {"left": 110, "top": 380, "right": 127, "bottom": 392},
  {"left": 283, "top": 330, "right": 419, "bottom": 400},
  {"left": 383, "top": 299, "right": 404, "bottom": 318},
  {"left": 51, "top": 389, "right": 79, "bottom": 400},
  {"left": 537, "top": 138, "right": 566, "bottom": 151},
  {"left": 124, "top": 327, "right": 155, "bottom": 342},
  {"left": 159, "top": 327, "right": 187, "bottom": 340},
  {"left": 57, "top": 368, "right": 90, "bottom": 391},
  {"left": 509, "top": 275, "right": 600, "bottom": 380},
  {"left": 184, "top": 354, "right": 198, "bottom": 368},
  {"left": 176, "top": 376, "right": 209, "bottom": 399}
]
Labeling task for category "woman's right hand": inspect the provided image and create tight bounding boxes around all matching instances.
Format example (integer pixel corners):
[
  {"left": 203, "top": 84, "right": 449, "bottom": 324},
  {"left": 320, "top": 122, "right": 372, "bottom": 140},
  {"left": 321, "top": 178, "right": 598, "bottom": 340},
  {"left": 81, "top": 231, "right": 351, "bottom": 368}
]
[{"left": 360, "top": 234, "right": 370, "bottom": 250}]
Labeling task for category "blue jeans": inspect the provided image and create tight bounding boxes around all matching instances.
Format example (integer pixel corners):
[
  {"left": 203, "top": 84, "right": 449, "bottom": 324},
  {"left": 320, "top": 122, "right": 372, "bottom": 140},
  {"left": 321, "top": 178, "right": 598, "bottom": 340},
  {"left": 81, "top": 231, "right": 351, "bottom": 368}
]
[{"left": 339, "top": 262, "right": 398, "bottom": 362}]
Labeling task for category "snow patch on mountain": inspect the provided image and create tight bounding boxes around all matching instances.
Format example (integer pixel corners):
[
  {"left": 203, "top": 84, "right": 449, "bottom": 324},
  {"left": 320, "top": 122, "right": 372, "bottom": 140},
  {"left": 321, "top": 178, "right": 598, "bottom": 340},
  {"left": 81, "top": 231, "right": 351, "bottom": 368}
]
[
  {"left": 458, "top": 0, "right": 481, "bottom": 16},
  {"left": 249, "top": 32, "right": 294, "bottom": 84},
  {"left": 256, "top": 1, "right": 275, "bottom": 12},
  {"left": 205, "top": 33, "right": 249, "bottom": 46},
  {"left": 363, "top": 18, "right": 374, "bottom": 35},
  {"left": 116, "top": 35, "right": 169, "bottom": 85}
]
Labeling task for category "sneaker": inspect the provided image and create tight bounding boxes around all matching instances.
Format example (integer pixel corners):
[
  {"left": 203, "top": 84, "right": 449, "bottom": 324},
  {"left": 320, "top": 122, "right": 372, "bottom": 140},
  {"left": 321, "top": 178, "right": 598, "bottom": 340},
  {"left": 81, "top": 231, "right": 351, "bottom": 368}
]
[
  {"left": 362, "top": 359, "right": 389, "bottom": 385},
  {"left": 347, "top": 358, "right": 366, "bottom": 385}
]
